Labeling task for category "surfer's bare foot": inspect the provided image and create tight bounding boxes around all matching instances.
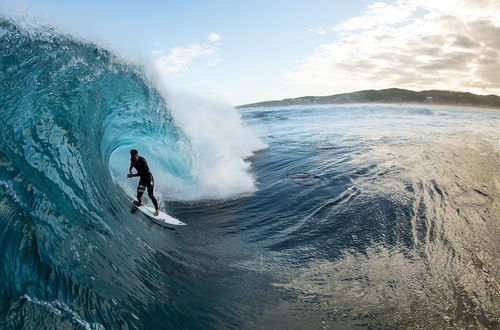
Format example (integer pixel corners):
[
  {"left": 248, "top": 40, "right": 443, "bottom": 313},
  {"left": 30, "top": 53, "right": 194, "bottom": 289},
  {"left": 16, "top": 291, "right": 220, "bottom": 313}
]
[
  {"left": 154, "top": 210, "right": 160, "bottom": 216},
  {"left": 133, "top": 200, "right": 145, "bottom": 206}
]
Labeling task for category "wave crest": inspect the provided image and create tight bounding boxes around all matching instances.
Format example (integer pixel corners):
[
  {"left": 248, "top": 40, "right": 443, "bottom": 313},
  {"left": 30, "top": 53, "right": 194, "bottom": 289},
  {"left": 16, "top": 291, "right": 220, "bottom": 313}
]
[{"left": 0, "top": 17, "right": 263, "bottom": 214}]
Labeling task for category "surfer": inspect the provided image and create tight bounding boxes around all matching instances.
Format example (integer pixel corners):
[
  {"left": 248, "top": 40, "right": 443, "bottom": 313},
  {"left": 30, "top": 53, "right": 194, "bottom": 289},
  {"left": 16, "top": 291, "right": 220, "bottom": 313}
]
[{"left": 127, "top": 149, "right": 160, "bottom": 216}]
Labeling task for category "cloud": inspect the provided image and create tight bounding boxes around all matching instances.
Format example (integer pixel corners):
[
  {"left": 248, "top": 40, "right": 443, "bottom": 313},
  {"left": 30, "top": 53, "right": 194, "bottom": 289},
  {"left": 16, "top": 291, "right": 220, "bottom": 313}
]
[
  {"left": 153, "top": 33, "right": 223, "bottom": 76},
  {"left": 153, "top": 44, "right": 219, "bottom": 76},
  {"left": 309, "top": 27, "right": 327, "bottom": 35},
  {"left": 206, "top": 58, "right": 222, "bottom": 67},
  {"left": 208, "top": 33, "right": 221, "bottom": 42},
  {"left": 289, "top": 0, "right": 500, "bottom": 95},
  {"left": 151, "top": 49, "right": 165, "bottom": 56},
  {"left": 335, "top": 1, "right": 416, "bottom": 31}
]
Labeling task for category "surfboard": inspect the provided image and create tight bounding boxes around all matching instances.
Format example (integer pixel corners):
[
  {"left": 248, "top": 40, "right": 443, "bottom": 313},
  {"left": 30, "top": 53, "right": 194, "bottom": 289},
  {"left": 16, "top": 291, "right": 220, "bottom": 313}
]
[{"left": 131, "top": 201, "right": 186, "bottom": 226}]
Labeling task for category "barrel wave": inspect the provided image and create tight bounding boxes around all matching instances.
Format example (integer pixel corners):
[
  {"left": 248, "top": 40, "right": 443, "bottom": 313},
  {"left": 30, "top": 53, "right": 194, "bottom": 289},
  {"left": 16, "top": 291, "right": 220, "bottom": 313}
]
[{"left": 0, "top": 18, "right": 261, "bottom": 329}]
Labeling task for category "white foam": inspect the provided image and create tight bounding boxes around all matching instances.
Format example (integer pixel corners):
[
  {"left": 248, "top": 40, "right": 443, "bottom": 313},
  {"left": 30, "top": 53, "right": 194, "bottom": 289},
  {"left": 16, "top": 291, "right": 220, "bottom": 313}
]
[
  {"left": 108, "top": 91, "right": 266, "bottom": 202},
  {"left": 164, "top": 91, "right": 266, "bottom": 199},
  {"left": 21, "top": 295, "right": 105, "bottom": 330}
]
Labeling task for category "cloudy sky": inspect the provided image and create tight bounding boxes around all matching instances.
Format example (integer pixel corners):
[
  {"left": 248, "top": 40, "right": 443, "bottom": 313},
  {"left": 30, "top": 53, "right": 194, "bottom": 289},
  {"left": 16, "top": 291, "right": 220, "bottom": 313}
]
[{"left": 2, "top": 0, "right": 499, "bottom": 105}]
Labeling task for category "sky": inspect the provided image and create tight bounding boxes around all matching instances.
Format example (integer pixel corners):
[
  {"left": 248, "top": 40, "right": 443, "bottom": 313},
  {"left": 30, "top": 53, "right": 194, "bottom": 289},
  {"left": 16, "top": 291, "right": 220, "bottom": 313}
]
[{"left": 1, "top": 0, "right": 500, "bottom": 105}]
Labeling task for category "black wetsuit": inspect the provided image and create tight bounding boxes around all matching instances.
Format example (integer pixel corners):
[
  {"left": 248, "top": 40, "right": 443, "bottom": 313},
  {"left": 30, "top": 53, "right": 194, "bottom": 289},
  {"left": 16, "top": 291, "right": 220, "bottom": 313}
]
[{"left": 129, "top": 156, "right": 159, "bottom": 210}]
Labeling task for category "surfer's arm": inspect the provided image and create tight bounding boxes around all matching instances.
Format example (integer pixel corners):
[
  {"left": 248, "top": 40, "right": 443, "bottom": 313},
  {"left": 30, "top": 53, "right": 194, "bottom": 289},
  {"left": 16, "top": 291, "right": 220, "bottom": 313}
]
[{"left": 127, "top": 163, "right": 140, "bottom": 178}]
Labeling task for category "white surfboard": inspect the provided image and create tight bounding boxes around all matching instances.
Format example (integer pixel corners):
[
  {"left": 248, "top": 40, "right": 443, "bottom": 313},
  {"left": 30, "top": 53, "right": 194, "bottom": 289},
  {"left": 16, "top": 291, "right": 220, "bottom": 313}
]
[{"left": 131, "top": 201, "right": 186, "bottom": 226}]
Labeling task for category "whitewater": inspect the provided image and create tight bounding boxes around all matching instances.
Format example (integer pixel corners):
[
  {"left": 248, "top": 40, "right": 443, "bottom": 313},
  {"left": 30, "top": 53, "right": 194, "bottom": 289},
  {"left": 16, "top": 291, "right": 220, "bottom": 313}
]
[{"left": 1, "top": 18, "right": 499, "bottom": 329}]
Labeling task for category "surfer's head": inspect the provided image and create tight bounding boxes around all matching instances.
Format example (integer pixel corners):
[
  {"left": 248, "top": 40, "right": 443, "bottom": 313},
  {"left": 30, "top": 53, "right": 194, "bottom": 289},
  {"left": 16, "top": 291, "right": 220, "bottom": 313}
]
[{"left": 130, "top": 149, "right": 139, "bottom": 161}]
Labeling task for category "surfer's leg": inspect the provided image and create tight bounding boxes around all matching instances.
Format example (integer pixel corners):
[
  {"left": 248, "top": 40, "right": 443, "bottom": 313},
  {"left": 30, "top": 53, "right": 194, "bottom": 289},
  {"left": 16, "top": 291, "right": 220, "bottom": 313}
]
[
  {"left": 136, "top": 179, "right": 147, "bottom": 205},
  {"left": 147, "top": 176, "right": 159, "bottom": 211}
]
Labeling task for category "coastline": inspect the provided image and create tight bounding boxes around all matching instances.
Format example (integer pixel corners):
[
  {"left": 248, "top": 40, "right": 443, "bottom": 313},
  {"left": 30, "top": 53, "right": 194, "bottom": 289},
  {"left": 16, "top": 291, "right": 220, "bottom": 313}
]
[{"left": 237, "top": 88, "right": 500, "bottom": 110}]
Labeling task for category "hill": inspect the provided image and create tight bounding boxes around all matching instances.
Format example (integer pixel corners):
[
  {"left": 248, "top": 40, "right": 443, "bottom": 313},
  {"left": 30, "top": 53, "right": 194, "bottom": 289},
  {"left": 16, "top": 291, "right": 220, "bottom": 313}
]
[{"left": 237, "top": 88, "right": 500, "bottom": 109}]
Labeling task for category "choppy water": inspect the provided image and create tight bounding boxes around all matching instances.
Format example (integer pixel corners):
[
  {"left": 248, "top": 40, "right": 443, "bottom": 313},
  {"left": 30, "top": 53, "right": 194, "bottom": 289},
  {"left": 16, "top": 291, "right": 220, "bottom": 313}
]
[
  {"left": 1, "top": 18, "right": 499, "bottom": 329},
  {"left": 237, "top": 104, "right": 500, "bottom": 329}
]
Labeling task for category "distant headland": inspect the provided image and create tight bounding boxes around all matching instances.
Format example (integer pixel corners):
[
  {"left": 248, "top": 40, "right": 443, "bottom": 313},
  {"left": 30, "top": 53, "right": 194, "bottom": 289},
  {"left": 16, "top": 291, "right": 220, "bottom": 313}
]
[{"left": 237, "top": 88, "right": 500, "bottom": 109}]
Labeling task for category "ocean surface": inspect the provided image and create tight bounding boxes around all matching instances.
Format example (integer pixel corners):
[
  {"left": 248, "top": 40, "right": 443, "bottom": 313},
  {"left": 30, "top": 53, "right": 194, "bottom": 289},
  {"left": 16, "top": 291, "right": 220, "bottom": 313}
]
[{"left": 1, "top": 18, "right": 499, "bottom": 329}]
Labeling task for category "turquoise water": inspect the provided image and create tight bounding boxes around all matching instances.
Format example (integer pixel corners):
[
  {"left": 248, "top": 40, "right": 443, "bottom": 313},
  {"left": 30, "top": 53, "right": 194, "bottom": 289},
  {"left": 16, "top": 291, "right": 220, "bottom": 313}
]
[{"left": 1, "top": 18, "right": 499, "bottom": 329}]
